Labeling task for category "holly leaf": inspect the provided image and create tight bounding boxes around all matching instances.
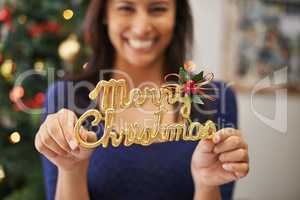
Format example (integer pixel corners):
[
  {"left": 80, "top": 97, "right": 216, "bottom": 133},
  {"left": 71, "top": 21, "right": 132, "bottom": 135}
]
[
  {"left": 192, "top": 71, "right": 204, "bottom": 82},
  {"left": 192, "top": 95, "right": 204, "bottom": 105},
  {"left": 179, "top": 67, "right": 190, "bottom": 82}
]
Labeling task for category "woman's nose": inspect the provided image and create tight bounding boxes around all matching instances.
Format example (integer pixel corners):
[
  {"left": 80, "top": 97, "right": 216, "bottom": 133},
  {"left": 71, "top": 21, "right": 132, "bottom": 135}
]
[{"left": 131, "top": 12, "right": 153, "bottom": 37}]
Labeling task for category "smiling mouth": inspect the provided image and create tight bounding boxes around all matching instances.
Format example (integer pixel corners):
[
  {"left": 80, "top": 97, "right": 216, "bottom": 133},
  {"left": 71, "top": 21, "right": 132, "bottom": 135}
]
[{"left": 126, "top": 38, "right": 157, "bottom": 52}]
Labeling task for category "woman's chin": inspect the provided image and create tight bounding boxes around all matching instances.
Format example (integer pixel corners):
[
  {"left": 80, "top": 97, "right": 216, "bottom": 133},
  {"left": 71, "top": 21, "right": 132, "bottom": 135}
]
[{"left": 126, "top": 57, "right": 158, "bottom": 69}]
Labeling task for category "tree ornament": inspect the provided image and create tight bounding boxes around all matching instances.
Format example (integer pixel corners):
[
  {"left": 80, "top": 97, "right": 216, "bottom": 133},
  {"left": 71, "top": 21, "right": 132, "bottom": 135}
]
[
  {"left": 0, "top": 7, "right": 11, "bottom": 23},
  {"left": 58, "top": 34, "right": 80, "bottom": 62},
  {"left": 0, "top": 59, "right": 15, "bottom": 80},
  {"left": 9, "top": 85, "right": 25, "bottom": 103}
]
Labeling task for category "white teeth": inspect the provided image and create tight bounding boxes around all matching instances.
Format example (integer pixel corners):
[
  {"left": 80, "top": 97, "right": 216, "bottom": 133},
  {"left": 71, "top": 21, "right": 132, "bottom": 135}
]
[{"left": 128, "top": 39, "right": 154, "bottom": 49}]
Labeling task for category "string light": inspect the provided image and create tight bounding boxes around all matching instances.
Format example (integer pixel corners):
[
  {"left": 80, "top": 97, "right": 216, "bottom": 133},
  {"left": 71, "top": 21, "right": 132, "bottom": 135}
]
[
  {"left": 9, "top": 131, "right": 21, "bottom": 144},
  {"left": 0, "top": 165, "right": 5, "bottom": 182},
  {"left": 34, "top": 61, "right": 45, "bottom": 73},
  {"left": 18, "top": 15, "right": 27, "bottom": 24},
  {"left": 63, "top": 9, "right": 74, "bottom": 20}
]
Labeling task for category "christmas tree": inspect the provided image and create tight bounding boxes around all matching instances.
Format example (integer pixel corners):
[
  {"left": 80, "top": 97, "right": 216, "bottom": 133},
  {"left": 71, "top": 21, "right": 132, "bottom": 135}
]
[{"left": 0, "top": 0, "right": 89, "bottom": 199}]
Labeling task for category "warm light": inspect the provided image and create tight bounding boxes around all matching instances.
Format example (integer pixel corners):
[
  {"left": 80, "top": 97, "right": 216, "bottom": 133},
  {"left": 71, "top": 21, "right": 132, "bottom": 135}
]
[
  {"left": 58, "top": 34, "right": 80, "bottom": 62},
  {"left": 34, "top": 61, "right": 45, "bottom": 72},
  {"left": 0, "top": 165, "right": 5, "bottom": 182},
  {"left": 63, "top": 9, "right": 74, "bottom": 20},
  {"left": 82, "top": 63, "right": 88, "bottom": 69},
  {"left": 9, "top": 86, "right": 25, "bottom": 102},
  {"left": 18, "top": 15, "right": 27, "bottom": 24},
  {"left": 9, "top": 132, "right": 21, "bottom": 144},
  {"left": 1, "top": 59, "right": 15, "bottom": 78}
]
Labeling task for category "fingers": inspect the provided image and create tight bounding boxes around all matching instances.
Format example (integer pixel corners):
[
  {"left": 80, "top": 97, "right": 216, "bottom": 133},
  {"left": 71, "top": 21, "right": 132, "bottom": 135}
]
[
  {"left": 35, "top": 132, "right": 58, "bottom": 158},
  {"left": 45, "top": 115, "right": 71, "bottom": 153},
  {"left": 214, "top": 135, "right": 247, "bottom": 154},
  {"left": 78, "top": 126, "right": 97, "bottom": 143},
  {"left": 192, "top": 139, "right": 218, "bottom": 168},
  {"left": 219, "top": 148, "right": 249, "bottom": 163},
  {"left": 57, "top": 109, "right": 79, "bottom": 150},
  {"left": 35, "top": 109, "right": 79, "bottom": 159},
  {"left": 37, "top": 125, "right": 68, "bottom": 156},
  {"left": 213, "top": 128, "right": 249, "bottom": 179},
  {"left": 84, "top": 130, "right": 97, "bottom": 143},
  {"left": 213, "top": 128, "right": 241, "bottom": 144},
  {"left": 222, "top": 163, "right": 249, "bottom": 179}
]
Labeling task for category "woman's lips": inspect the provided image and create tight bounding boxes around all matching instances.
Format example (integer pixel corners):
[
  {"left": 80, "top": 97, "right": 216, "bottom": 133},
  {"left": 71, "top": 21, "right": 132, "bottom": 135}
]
[{"left": 126, "top": 38, "right": 157, "bottom": 53}]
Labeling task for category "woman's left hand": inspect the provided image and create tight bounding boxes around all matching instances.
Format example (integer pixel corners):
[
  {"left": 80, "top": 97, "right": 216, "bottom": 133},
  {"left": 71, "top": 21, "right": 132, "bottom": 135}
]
[{"left": 191, "top": 128, "right": 249, "bottom": 188}]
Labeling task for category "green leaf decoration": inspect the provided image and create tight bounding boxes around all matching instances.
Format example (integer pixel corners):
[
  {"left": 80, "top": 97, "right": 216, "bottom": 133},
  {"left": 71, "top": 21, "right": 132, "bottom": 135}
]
[
  {"left": 179, "top": 67, "right": 190, "bottom": 82},
  {"left": 192, "top": 71, "right": 204, "bottom": 82},
  {"left": 192, "top": 95, "right": 204, "bottom": 105}
]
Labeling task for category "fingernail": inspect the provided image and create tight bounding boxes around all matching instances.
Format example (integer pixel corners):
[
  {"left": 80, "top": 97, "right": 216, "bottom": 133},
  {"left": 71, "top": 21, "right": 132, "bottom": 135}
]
[
  {"left": 222, "top": 164, "right": 232, "bottom": 171},
  {"left": 213, "top": 135, "right": 220, "bottom": 143},
  {"left": 69, "top": 139, "right": 78, "bottom": 150}
]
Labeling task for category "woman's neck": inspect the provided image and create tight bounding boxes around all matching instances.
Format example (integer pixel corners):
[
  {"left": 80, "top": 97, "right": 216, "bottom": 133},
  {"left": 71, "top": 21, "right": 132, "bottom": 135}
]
[{"left": 112, "top": 57, "right": 164, "bottom": 89}]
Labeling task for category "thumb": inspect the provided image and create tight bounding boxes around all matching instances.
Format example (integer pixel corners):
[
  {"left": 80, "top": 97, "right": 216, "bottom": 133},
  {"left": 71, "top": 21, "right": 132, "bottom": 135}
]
[
  {"left": 86, "top": 131, "right": 97, "bottom": 143},
  {"left": 192, "top": 139, "right": 218, "bottom": 168},
  {"left": 198, "top": 139, "right": 215, "bottom": 153},
  {"left": 79, "top": 127, "right": 97, "bottom": 143}
]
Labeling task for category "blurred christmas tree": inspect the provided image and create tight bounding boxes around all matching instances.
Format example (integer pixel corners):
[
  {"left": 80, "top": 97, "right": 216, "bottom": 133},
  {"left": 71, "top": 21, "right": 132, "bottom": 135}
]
[{"left": 0, "top": 0, "right": 89, "bottom": 199}]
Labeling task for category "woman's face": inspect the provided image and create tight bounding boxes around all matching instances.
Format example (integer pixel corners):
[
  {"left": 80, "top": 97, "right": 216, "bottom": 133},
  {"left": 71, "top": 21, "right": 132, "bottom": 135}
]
[{"left": 106, "top": 0, "right": 176, "bottom": 68}]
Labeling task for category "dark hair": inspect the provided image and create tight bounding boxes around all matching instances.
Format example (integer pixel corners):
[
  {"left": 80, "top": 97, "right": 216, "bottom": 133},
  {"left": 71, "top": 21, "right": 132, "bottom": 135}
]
[
  {"left": 78, "top": 0, "right": 194, "bottom": 83},
  {"left": 69, "top": 0, "right": 196, "bottom": 120}
]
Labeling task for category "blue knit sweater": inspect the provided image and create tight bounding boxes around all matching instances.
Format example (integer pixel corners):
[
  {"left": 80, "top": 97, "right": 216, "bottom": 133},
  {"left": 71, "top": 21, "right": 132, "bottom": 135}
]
[{"left": 40, "top": 80, "right": 238, "bottom": 200}]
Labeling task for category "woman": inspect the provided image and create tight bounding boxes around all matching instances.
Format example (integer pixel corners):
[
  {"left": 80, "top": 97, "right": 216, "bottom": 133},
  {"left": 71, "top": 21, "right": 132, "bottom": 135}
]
[{"left": 35, "top": 0, "right": 249, "bottom": 199}]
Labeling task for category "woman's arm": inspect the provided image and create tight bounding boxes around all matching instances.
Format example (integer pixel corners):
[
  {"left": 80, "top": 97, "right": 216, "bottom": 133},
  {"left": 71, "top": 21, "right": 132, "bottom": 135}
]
[
  {"left": 191, "top": 83, "right": 249, "bottom": 199},
  {"left": 55, "top": 161, "right": 90, "bottom": 200},
  {"left": 37, "top": 81, "right": 96, "bottom": 200},
  {"left": 193, "top": 185, "right": 221, "bottom": 200}
]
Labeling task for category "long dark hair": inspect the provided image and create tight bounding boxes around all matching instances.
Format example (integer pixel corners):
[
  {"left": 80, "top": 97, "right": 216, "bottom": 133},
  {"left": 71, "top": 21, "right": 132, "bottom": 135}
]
[
  {"left": 78, "top": 0, "right": 194, "bottom": 83},
  {"left": 69, "top": 0, "right": 197, "bottom": 119}
]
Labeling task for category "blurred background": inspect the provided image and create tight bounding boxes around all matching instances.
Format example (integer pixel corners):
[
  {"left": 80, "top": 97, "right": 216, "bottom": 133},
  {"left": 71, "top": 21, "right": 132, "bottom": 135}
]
[{"left": 0, "top": 0, "right": 299, "bottom": 199}]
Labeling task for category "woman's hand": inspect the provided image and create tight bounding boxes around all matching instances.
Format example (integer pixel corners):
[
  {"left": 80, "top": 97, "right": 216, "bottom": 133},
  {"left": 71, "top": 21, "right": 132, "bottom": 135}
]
[
  {"left": 191, "top": 128, "right": 249, "bottom": 189},
  {"left": 35, "top": 108, "right": 97, "bottom": 172}
]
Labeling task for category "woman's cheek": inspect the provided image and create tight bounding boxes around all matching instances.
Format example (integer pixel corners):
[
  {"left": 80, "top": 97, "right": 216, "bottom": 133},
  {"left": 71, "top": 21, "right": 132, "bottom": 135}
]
[{"left": 155, "top": 17, "right": 175, "bottom": 48}]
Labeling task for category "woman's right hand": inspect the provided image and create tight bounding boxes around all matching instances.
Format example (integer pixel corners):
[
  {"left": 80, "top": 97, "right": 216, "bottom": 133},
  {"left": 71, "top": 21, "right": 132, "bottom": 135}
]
[{"left": 35, "top": 108, "right": 97, "bottom": 172}]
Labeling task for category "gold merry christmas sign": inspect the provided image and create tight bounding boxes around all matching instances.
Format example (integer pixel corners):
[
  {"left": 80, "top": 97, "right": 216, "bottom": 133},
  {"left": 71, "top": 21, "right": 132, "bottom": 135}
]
[{"left": 74, "top": 62, "right": 216, "bottom": 148}]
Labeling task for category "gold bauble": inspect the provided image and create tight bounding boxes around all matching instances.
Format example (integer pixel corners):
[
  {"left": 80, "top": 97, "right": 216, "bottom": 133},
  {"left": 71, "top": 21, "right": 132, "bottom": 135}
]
[
  {"left": 58, "top": 34, "right": 80, "bottom": 62},
  {"left": 1, "top": 59, "right": 15, "bottom": 79}
]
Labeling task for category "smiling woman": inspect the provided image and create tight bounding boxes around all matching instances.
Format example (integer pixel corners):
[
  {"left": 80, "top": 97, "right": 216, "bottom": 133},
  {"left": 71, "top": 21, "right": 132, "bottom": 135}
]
[
  {"left": 82, "top": 0, "right": 193, "bottom": 82},
  {"left": 35, "top": 0, "right": 249, "bottom": 200},
  {"left": 106, "top": 0, "right": 176, "bottom": 68}
]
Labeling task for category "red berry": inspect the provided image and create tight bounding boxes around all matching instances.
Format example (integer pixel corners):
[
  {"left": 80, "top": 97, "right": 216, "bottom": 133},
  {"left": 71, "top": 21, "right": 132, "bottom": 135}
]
[
  {"left": 191, "top": 87, "right": 198, "bottom": 95},
  {"left": 186, "top": 80, "right": 195, "bottom": 88}
]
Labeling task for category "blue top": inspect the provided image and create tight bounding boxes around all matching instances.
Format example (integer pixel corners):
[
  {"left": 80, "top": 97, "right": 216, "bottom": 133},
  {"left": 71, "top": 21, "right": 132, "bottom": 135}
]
[{"left": 40, "top": 80, "right": 238, "bottom": 200}]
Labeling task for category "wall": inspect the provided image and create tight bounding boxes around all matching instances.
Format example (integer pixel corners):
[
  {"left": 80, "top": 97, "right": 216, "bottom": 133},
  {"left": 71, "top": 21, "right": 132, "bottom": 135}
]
[{"left": 190, "top": 0, "right": 300, "bottom": 199}]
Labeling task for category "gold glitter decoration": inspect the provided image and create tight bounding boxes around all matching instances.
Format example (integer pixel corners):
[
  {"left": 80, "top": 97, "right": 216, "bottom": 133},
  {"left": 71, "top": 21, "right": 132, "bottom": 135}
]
[{"left": 74, "top": 78, "right": 216, "bottom": 149}]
